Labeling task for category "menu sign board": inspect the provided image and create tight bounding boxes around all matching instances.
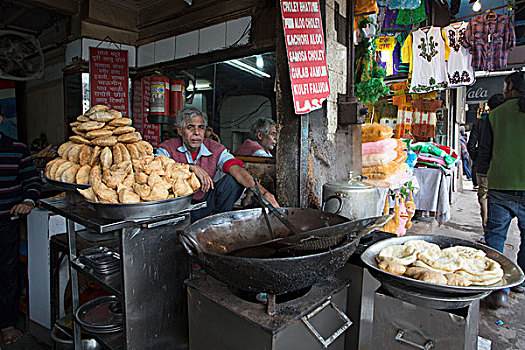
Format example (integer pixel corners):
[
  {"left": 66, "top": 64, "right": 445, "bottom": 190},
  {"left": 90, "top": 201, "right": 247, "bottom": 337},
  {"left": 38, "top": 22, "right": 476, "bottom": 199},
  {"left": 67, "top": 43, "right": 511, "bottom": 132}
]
[
  {"left": 280, "top": 0, "right": 331, "bottom": 114},
  {"left": 89, "top": 47, "right": 129, "bottom": 116},
  {"left": 132, "top": 77, "right": 161, "bottom": 147}
]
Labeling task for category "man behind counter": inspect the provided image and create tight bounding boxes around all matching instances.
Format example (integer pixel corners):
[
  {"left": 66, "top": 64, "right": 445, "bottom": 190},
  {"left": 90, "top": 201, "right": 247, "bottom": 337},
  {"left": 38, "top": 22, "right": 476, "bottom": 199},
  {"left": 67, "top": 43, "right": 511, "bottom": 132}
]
[
  {"left": 157, "top": 107, "right": 278, "bottom": 222},
  {"left": 234, "top": 117, "right": 277, "bottom": 158}
]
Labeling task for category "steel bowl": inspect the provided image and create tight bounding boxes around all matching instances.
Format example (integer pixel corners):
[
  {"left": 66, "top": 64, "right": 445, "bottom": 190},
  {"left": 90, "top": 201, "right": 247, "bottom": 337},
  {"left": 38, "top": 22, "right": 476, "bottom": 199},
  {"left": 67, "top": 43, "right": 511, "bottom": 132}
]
[
  {"left": 44, "top": 176, "right": 91, "bottom": 191},
  {"left": 87, "top": 191, "right": 197, "bottom": 220},
  {"left": 361, "top": 235, "right": 525, "bottom": 295}
]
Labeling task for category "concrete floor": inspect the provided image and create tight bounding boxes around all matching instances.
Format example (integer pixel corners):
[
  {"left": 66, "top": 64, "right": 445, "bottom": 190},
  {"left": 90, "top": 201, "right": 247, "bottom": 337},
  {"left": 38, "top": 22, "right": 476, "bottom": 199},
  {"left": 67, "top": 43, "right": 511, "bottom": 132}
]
[
  {"left": 409, "top": 179, "right": 525, "bottom": 350},
  {"left": 2, "top": 179, "right": 523, "bottom": 350}
]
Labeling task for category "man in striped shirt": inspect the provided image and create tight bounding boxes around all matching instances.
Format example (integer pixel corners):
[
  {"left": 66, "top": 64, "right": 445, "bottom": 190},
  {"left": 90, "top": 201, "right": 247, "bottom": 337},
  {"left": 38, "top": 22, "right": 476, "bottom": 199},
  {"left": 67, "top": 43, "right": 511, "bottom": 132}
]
[{"left": 0, "top": 123, "right": 40, "bottom": 345}]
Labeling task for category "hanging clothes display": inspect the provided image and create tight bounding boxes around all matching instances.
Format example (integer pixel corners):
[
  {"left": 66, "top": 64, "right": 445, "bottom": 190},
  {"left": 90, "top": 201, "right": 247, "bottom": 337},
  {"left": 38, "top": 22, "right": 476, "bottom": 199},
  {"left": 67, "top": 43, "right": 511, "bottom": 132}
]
[
  {"left": 396, "top": 0, "right": 427, "bottom": 26},
  {"left": 377, "top": 0, "right": 421, "bottom": 10},
  {"left": 375, "top": 36, "right": 397, "bottom": 75},
  {"left": 401, "top": 26, "right": 450, "bottom": 94},
  {"left": 444, "top": 22, "right": 475, "bottom": 87},
  {"left": 430, "top": 0, "right": 452, "bottom": 27},
  {"left": 397, "top": 30, "right": 412, "bottom": 74},
  {"left": 463, "top": 12, "right": 516, "bottom": 71},
  {"left": 354, "top": 0, "right": 379, "bottom": 30},
  {"left": 382, "top": 8, "right": 411, "bottom": 32},
  {"left": 355, "top": 18, "right": 391, "bottom": 104}
]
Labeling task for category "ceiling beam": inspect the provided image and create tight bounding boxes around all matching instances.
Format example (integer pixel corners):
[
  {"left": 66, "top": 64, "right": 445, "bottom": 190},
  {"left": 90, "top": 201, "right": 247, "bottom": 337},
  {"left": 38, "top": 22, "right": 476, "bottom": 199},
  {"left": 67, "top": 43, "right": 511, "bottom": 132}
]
[
  {"left": 16, "top": 0, "right": 78, "bottom": 15},
  {"left": 0, "top": 7, "right": 29, "bottom": 29}
]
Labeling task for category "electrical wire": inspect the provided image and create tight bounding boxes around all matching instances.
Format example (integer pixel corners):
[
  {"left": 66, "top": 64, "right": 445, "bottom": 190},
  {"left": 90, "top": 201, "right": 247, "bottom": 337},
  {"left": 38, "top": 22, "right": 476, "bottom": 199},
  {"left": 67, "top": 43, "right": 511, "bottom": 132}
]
[{"left": 221, "top": 99, "right": 271, "bottom": 128}]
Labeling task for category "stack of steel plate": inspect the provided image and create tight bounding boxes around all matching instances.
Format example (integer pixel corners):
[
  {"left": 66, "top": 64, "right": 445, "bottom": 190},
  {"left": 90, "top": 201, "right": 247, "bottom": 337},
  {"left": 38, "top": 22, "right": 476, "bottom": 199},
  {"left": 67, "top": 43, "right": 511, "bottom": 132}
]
[{"left": 79, "top": 246, "right": 120, "bottom": 275}]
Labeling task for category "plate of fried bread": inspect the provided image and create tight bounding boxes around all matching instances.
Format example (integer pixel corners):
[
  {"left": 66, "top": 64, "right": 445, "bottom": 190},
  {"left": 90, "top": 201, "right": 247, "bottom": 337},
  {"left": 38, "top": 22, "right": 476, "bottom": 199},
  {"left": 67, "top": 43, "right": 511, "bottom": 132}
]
[{"left": 361, "top": 235, "right": 525, "bottom": 294}]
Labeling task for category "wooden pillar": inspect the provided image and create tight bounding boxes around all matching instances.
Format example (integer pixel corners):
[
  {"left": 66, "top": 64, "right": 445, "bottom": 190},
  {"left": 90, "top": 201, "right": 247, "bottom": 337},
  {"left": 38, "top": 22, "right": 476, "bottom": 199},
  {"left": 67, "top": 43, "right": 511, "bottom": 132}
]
[
  {"left": 275, "top": 0, "right": 309, "bottom": 208},
  {"left": 275, "top": 5, "right": 299, "bottom": 207}
]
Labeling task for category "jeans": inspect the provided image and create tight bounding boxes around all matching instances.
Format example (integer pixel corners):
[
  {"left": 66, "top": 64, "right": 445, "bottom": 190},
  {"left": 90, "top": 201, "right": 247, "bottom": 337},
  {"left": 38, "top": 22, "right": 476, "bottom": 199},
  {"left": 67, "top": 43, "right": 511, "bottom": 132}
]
[
  {"left": 190, "top": 174, "right": 244, "bottom": 222},
  {"left": 471, "top": 161, "right": 478, "bottom": 187},
  {"left": 484, "top": 190, "right": 525, "bottom": 294},
  {"left": 0, "top": 219, "right": 20, "bottom": 329},
  {"left": 462, "top": 158, "right": 471, "bottom": 179},
  {"left": 476, "top": 174, "right": 488, "bottom": 230}
]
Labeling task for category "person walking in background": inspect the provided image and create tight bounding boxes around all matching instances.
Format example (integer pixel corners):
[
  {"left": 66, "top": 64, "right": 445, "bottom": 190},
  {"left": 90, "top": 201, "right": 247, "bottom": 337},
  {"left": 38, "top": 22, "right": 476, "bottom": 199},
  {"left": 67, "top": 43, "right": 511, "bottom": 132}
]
[
  {"left": 478, "top": 72, "right": 525, "bottom": 308},
  {"left": 468, "top": 94, "right": 505, "bottom": 233},
  {"left": 0, "top": 115, "right": 41, "bottom": 345},
  {"left": 459, "top": 126, "right": 471, "bottom": 180}
]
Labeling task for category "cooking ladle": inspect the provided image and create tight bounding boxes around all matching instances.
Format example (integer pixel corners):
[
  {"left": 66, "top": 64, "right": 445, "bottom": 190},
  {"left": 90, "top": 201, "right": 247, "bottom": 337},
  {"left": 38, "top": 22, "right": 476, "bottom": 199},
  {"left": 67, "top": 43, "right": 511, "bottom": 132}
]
[{"left": 251, "top": 179, "right": 302, "bottom": 236}]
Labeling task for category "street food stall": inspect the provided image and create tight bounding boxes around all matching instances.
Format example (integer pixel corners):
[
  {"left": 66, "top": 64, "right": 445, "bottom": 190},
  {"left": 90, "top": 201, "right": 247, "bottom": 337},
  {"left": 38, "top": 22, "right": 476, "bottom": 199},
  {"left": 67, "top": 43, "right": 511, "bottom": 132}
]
[{"left": 3, "top": 0, "right": 524, "bottom": 349}]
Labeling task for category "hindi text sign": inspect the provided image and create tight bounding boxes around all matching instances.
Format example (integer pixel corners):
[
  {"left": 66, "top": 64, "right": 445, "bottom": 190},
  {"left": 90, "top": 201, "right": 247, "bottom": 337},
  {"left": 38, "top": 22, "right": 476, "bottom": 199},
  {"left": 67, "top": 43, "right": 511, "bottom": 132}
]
[
  {"left": 281, "top": 0, "right": 331, "bottom": 114},
  {"left": 89, "top": 47, "right": 129, "bottom": 116}
]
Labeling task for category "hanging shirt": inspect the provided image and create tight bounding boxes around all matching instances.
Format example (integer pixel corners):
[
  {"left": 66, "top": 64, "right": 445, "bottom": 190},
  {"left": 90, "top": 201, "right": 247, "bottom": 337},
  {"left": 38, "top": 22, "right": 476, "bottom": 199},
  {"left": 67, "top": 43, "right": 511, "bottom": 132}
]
[
  {"left": 396, "top": 0, "right": 427, "bottom": 26},
  {"left": 377, "top": 0, "right": 421, "bottom": 10},
  {"left": 444, "top": 22, "right": 475, "bottom": 88},
  {"left": 382, "top": 7, "right": 411, "bottom": 32},
  {"left": 397, "top": 30, "right": 412, "bottom": 74},
  {"left": 375, "top": 36, "right": 397, "bottom": 75},
  {"left": 463, "top": 13, "right": 516, "bottom": 71},
  {"left": 401, "top": 27, "right": 451, "bottom": 94}
]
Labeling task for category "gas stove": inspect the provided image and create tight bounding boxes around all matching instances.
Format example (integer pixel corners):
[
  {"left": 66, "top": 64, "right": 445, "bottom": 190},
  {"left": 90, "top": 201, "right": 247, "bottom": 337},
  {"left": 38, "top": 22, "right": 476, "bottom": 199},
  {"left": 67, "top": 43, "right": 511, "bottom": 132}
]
[{"left": 186, "top": 273, "right": 352, "bottom": 350}]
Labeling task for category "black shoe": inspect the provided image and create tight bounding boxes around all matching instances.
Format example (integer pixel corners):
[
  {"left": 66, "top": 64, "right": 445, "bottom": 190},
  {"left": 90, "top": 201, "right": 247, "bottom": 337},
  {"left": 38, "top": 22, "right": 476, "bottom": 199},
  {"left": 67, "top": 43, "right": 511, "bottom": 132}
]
[{"left": 485, "top": 291, "right": 509, "bottom": 309}]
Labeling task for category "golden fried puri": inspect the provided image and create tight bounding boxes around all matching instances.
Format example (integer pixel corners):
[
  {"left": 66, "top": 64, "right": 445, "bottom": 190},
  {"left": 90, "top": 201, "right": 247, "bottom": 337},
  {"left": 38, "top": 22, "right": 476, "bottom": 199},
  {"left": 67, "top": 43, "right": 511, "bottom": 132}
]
[
  {"left": 109, "top": 118, "right": 132, "bottom": 127},
  {"left": 91, "top": 136, "right": 118, "bottom": 147},
  {"left": 117, "top": 132, "right": 142, "bottom": 143}
]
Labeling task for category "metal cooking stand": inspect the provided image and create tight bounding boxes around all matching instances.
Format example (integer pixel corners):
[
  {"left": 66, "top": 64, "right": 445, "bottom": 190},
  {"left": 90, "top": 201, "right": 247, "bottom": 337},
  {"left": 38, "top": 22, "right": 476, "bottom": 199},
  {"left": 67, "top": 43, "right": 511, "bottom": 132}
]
[{"left": 41, "top": 194, "right": 205, "bottom": 350}]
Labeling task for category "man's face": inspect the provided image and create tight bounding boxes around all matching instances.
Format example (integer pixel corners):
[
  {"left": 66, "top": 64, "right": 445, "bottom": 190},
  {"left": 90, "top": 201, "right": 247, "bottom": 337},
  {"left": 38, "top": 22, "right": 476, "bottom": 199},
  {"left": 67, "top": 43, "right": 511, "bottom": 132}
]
[
  {"left": 503, "top": 82, "right": 512, "bottom": 99},
  {"left": 178, "top": 115, "right": 205, "bottom": 152},
  {"left": 258, "top": 124, "right": 278, "bottom": 151}
]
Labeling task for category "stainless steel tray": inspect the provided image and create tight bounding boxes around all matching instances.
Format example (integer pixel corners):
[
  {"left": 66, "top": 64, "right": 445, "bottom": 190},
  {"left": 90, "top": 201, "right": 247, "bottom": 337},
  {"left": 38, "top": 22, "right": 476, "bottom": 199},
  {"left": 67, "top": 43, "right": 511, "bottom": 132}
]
[
  {"left": 44, "top": 176, "right": 91, "bottom": 191},
  {"left": 87, "top": 191, "right": 196, "bottom": 220},
  {"left": 379, "top": 278, "right": 490, "bottom": 309},
  {"left": 361, "top": 235, "right": 525, "bottom": 295}
]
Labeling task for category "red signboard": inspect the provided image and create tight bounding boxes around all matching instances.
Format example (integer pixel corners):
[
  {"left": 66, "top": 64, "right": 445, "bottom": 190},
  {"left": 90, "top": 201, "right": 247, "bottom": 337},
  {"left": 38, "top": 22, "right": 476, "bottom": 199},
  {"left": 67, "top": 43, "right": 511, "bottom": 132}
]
[
  {"left": 280, "top": 0, "right": 331, "bottom": 114},
  {"left": 132, "top": 77, "right": 161, "bottom": 147},
  {"left": 89, "top": 47, "right": 129, "bottom": 117}
]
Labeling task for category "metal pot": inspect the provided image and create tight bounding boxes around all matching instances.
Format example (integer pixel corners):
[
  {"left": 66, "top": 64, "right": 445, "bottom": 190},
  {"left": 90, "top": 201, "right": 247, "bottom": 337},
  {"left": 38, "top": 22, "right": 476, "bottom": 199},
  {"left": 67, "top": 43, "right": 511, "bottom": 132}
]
[{"left": 322, "top": 176, "right": 380, "bottom": 221}]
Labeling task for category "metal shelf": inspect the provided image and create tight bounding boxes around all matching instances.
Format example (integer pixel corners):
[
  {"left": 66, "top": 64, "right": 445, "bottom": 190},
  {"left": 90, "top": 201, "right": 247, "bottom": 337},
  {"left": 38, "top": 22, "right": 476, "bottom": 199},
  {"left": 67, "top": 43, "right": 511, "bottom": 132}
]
[
  {"left": 55, "top": 315, "right": 125, "bottom": 350},
  {"left": 44, "top": 195, "right": 193, "bottom": 350},
  {"left": 80, "top": 325, "right": 125, "bottom": 350},
  {"left": 71, "top": 259, "right": 122, "bottom": 298}
]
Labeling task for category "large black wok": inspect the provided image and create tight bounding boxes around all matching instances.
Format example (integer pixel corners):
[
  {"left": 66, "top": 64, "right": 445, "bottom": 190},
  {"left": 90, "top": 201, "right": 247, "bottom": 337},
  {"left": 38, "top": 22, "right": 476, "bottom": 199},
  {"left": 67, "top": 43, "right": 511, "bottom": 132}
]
[{"left": 180, "top": 208, "right": 383, "bottom": 295}]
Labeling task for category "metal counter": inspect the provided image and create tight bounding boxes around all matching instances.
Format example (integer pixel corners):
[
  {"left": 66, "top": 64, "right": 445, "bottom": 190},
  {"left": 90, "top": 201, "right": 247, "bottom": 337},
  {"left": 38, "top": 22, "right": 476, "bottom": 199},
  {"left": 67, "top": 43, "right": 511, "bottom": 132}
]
[{"left": 41, "top": 195, "right": 202, "bottom": 350}]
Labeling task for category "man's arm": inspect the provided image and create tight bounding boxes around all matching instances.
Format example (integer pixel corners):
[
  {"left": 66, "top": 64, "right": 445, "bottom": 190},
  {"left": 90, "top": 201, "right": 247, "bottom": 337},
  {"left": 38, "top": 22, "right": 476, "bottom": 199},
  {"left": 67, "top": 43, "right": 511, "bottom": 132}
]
[
  {"left": 477, "top": 118, "right": 493, "bottom": 175},
  {"left": 188, "top": 164, "right": 214, "bottom": 192},
  {"left": 228, "top": 165, "right": 279, "bottom": 207},
  {"left": 467, "top": 121, "right": 479, "bottom": 160},
  {"left": 11, "top": 145, "right": 40, "bottom": 216}
]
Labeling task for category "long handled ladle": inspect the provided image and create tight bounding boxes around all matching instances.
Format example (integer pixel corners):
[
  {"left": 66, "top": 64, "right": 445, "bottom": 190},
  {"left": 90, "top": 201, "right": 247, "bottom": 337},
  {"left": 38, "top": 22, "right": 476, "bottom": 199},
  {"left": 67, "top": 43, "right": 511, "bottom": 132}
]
[{"left": 252, "top": 179, "right": 302, "bottom": 238}]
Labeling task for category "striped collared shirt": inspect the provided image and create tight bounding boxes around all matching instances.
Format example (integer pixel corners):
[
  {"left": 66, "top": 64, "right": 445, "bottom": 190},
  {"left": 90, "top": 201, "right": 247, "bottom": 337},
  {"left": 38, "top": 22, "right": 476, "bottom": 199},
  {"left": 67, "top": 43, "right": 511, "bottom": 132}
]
[{"left": 0, "top": 132, "right": 41, "bottom": 219}]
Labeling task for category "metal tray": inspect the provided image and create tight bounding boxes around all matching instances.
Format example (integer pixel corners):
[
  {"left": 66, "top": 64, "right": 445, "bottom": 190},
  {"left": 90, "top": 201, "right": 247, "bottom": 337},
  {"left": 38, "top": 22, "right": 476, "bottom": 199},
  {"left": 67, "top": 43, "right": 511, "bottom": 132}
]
[
  {"left": 87, "top": 191, "right": 196, "bottom": 220},
  {"left": 379, "top": 278, "right": 490, "bottom": 310},
  {"left": 44, "top": 176, "right": 91, "bottom": 191},
  {"left": 361, "top": 235, "right": 525, "bottom": 295}
]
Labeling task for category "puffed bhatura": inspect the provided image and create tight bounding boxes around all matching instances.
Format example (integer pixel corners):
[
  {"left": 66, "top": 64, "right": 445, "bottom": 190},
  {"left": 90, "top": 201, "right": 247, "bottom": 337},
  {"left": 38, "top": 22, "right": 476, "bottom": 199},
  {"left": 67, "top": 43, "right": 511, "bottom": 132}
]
[{"left": 376, "top": 240, "right": 503, "bottom": 286}]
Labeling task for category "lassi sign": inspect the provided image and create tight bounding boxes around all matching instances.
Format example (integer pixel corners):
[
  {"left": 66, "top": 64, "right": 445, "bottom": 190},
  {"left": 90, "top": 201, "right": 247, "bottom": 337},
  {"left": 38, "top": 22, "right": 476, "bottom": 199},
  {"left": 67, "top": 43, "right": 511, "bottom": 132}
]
[{"left": 281, "top": 0, "right": 331, "bottom": 114}]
